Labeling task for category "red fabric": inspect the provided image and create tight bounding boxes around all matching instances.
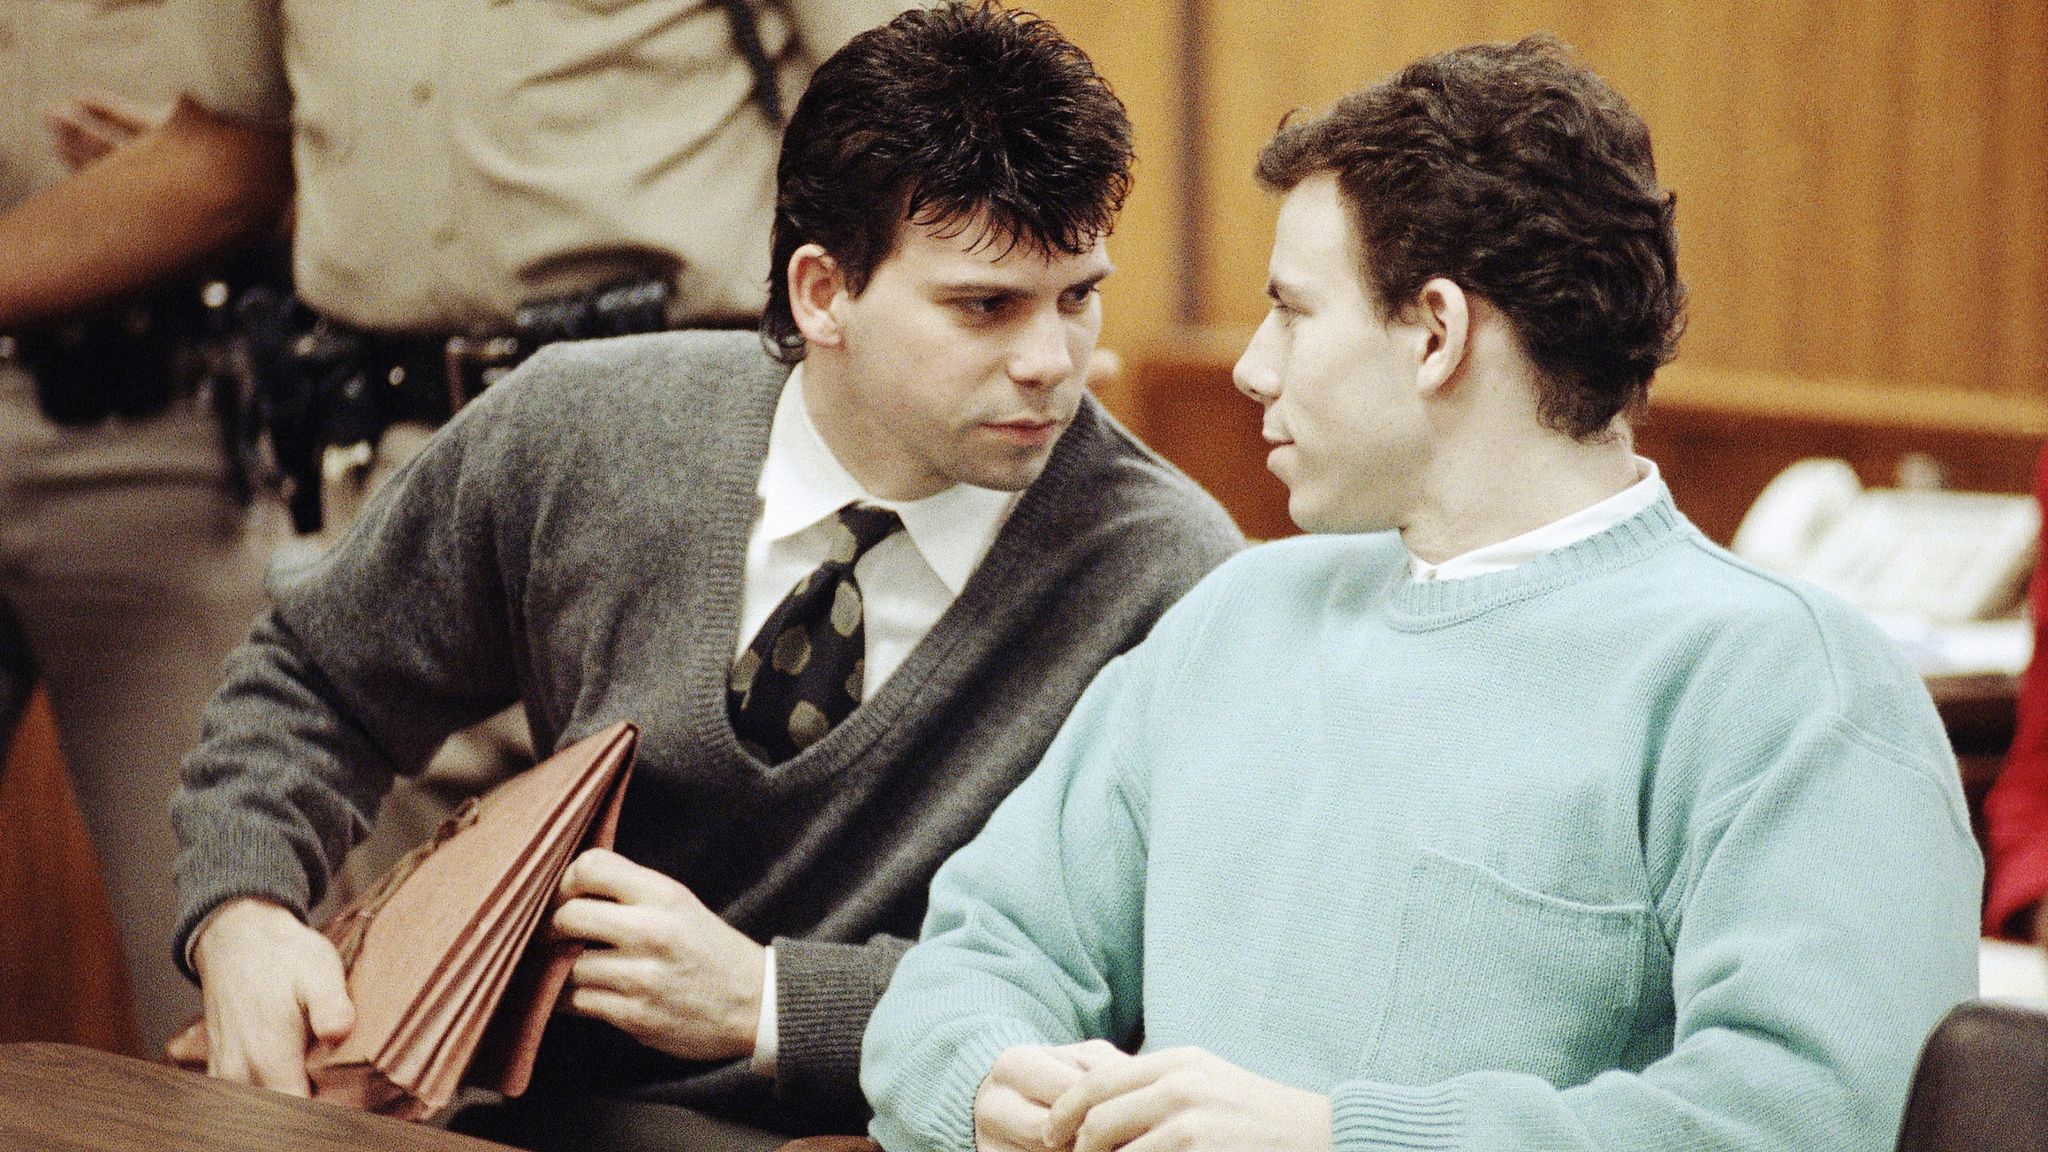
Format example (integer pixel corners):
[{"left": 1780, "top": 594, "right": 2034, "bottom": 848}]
[{"left": 1982, "top": 446, "right": 2048, "bottom": 936}]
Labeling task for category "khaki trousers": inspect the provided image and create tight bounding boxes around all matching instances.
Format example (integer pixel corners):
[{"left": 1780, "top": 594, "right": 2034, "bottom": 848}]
[{"left": 0, "top": 365, "right": 274, "bottom": 1052}]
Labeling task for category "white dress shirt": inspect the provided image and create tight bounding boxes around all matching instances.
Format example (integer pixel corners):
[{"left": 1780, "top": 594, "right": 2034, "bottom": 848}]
[
  {"left": 737, "top": 363, "right": 1018, "bottom": 695},
  {"left": 745, "top": 362, "right": 1017, "bottom": 1073},
  {"left": 1409, "top": 458, "right": 1663, "bottom": 582}
]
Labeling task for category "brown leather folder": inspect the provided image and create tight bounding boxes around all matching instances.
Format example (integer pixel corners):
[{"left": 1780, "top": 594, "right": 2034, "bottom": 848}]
[{"left": 169, "top": 720, "right": 638, "bottom": 1121}]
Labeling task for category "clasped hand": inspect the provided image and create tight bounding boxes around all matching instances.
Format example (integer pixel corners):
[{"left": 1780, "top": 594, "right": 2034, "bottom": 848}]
[
  {"left": 976, "top": 1042, "right": 1331, "bottom": 1152},
  {"left": 551, "top": 847, "right": 766, "bottom": 1062}
]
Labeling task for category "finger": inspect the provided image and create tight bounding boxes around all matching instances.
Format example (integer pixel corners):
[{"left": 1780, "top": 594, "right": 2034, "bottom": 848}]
[
  {"left": 1052, "top": 1038, "right": 1132, "bottom": 1074},
  {"left": 41, "top": 106, "right": 117, "bottom": 169},
  {"left": 74, "top": 93, "right": 160, "bottom": 134},
  {"left": 60, "top": 109, "right": 126, "bottom": 148},
  {"left": 1063, "top": 1081, "right": 1178, "bottom": 1152},
  {"left": 989, "top": 1045, "right": 1088, "bottom": 1107},
  {"left": 164, "top": 1022, "right": 209, "bottom": 1067},
  {"left": 552, "top": 894, "right": 646, "bottom": 948},
  {"left": 560, "top": 848, "right": 681, "bottom": 906},
  {"left": 1111, "top": 1126, "right": 1196, "bottom": 1152},
  {"left": 565, "top": 985, "right": 643, "bottom": 1034},
  {"left": 298, "top": 957, "right": 356, "bottom": 1045},
  {"left": 49, "top": 131, "right": 98, "bottom": 170},
  {"left": 567, "top": 948, "right": 649, "bottom": 995},
  {"left": 975, "top": 1082, "right": 1055, "bottom": 1152},
  {"left": 1045, "top": 1052, "right": 1183, "bottom": 1148}
]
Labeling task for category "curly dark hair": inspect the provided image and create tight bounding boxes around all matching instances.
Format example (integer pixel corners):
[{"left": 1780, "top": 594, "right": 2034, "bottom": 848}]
[
  {"left": 1256, "top": 35, "right": 1685, "bottom": 439},
  {"left": 761, "top": 1, "right": 1133, "bottom": 363}
]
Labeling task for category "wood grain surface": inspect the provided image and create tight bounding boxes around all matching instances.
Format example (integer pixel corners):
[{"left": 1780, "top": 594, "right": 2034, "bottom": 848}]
[{"left": 0, "top": 1043, "right": 518, "bottom": 1152}]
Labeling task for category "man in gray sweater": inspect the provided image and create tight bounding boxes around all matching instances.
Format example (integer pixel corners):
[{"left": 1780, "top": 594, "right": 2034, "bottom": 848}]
[{"left": 169, "top": 5, "right": 1242, "bottom": 1147}]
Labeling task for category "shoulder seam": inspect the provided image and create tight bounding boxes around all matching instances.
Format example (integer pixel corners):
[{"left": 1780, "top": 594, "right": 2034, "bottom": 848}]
[{"left": 1676, "top": 535, "right": 1856, "bottom": 716}]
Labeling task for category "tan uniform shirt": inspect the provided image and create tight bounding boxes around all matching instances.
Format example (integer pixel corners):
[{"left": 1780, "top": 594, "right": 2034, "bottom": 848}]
[
  {"left": 0, "top": 0, "right": 180, "bottom": 211},
  {"left": 171, "top": 0, "right": 910, "bottom": 334},
  {"left": 1, "top": 0, "right": 278, "bottom": 1054}
]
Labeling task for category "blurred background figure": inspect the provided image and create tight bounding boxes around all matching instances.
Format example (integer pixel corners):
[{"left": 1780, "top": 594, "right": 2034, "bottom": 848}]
[
  {"left": 0, "top": 0, "right": 284, "bottom": 1054},
  {"left": 1980, "top": 447, "right": 2048, "bottom": 941},
  {"left": 1, "top": 0, "right": 915, "bottom": 1052},
  {"left": 156, "top": 0, "right": 918, "bottom": 906}
]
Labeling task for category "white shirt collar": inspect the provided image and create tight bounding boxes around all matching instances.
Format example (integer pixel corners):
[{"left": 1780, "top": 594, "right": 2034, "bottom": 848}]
[
  {"left": 757, "top": 363, "right": 1017, "bottom": 594},
  {"left": 1409, "top": 457, "right": 1663, "bottom": 582}
]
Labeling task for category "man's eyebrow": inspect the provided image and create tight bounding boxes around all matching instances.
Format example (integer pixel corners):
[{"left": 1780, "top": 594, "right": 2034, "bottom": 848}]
[
  {"left": 1266, "top": 273, "right": 1307, "bottom": 304},
  {"left": 1066, "top": 266, "right": 1114, "bottom": 291},
  {"left": 932, "top": 279, "right": 1022, "bottom": 296}
]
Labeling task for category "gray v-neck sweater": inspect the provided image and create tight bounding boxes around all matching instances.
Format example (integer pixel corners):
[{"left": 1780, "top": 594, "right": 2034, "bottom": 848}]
[{"left": 171, "top": 330, "right": 1243, "bottom": 1132}]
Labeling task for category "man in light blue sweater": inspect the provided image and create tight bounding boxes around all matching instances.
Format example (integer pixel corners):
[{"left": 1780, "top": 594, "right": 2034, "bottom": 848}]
[{"left": 861, "top": 35, "right": 1982, "bottom": 1152}]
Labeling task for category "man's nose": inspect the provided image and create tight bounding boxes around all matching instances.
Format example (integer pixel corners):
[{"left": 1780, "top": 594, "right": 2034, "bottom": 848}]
[
  {"left": 1234, "top": 317, "right": 1282, "bottom": 405},
  {"left": 1009, "top": 310, "right": 1076, "bottom": 389},
  {"left": 1234, "top": 350, "right": 1280, "bottom": 406}
]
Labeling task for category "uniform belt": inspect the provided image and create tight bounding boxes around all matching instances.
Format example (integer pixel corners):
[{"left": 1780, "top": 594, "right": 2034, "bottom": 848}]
[
  {"left": 2, "top": 283, "right": 217, "bottom": 426},
  {"left": 316, "top": 274, "right": 681, "bottom": 426},
  {"left": 336, "top": 330, "right": 529, "bottom": 428}
]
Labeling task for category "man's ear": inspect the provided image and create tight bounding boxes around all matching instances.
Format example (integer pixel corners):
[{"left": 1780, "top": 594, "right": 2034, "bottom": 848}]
[
  {"left": 1413, "top": 277, "right": 1470, "bottom": 396},
  {"left": 788, "top": 244, "right": 848, "bottom": 348}
]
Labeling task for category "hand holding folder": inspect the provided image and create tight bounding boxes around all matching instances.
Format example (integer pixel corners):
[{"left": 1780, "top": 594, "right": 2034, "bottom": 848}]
[{"left": 169, "top": 721, "right": 638, "bottom": 1121}]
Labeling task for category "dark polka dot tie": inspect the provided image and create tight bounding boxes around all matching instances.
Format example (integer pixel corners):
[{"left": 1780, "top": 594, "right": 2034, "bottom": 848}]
[{"left": 728, "top": 503, "right": 904, "bottom": 764}]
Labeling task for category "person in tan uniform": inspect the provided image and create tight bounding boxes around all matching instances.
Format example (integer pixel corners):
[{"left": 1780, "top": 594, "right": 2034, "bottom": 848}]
[
  {"left": 152, "top": 0, "right": 920, "bottom": 905},
  {"left": 0, "top": 0, "right": 277, "bottom": 1055},
  {"left": 0, "top": 0, "right": 915, "bottom": 1062}
]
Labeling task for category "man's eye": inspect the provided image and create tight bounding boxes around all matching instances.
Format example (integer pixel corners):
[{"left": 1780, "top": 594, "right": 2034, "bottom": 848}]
[
  {"left": 958, "top": 297, "right": 1007, "bottom": 319},
  {"left": 1059, "top": 285, "right": 1099, "bottom": 312}
]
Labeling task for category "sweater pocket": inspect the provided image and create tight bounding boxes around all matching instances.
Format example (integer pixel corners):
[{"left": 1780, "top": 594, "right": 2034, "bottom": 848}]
[{"left": 1359, "top": 846, "right": 1649, "bottom": 1089}]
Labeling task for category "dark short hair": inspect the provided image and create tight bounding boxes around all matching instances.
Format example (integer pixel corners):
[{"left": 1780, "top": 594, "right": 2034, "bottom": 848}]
[
  {"left": 1257, "top": 35, "right": 1685, "bottom": 438},
  {"left": 761, "top": 1, "right": 1133, "bottom": 362}
]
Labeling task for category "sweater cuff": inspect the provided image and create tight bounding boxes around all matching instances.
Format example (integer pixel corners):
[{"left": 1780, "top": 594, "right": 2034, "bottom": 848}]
[
  {"left": 1329, "top": 1079, "right": 1468, "bottom": 1151},
  {"left": 867, "top": 1019, "right": 1044, "bottom": 1152},
  {"left": 771, "top": 935, "right": 911, "bottom": 1119},
  {"left": 172, "top": 824, "right": 314, "bottom": 982}
]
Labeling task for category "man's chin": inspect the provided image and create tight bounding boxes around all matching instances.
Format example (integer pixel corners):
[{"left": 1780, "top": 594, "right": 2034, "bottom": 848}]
[
  {"left": 960, "top": 446, "right": 1057, "bottom": 493},
  {"left": 1289, "top": 492, "right": 1387, "bottom": 536}
]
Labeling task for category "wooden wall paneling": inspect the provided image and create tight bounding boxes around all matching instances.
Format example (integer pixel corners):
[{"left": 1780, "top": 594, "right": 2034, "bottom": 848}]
[
  {"left": 1993, "top": 0, "right": 2048, "bottom": 398},
  {"left": 1199, "top": 1, "right": 1501, "bottom": 331},
  {"left": 1810, "top": 0, "right": 1902, "bottom": 384},
  {"left": 1656, "top": 0, "right": 1744, "bottom": 371},
  {"left": 1753, "top": 1, "right": 1829, "bottom": 377},
  {"left": 1022, "top": 0, "right": 1183, "bottom": 359},
  {"left": 1180, "top": 1, "right": 2048, "bottom": 412},
  {"left": 0, "top": 692, "right": 139, "bottom": 1056},
  {"left": 1900, "top": 3, "right": 1999, "bottom": 391},
  {"left": 1127, "top": 332, "right": 1296, "bottom": 541}
]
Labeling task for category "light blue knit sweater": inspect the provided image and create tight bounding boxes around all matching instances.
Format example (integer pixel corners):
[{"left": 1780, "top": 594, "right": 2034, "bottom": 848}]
[{"left": 863, "top": 492, "right": 1981, "bottom": 1151}]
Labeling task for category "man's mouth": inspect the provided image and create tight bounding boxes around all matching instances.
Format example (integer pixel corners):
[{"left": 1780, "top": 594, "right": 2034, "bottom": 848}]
[
  {"left": 1264, "top": 435, "right": 1294, "bottom": 475},
  {"left": 985, "top": 416, "right": 1064, "bottom": 446}
]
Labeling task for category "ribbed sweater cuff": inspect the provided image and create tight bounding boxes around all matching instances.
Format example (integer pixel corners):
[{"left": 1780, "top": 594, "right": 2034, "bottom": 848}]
[
  {"left": 869, "top": 1020, "right": 1042, "bottom": 1152},
  {"left": 1329, "top": 1079, "right": 1467, "bottom": 1151},
  {"left": 772, "top": 936, "right": 905, "bottom": 1119},
  {"left": 172, "top": 826, "right": 314, "bottom": 982}
]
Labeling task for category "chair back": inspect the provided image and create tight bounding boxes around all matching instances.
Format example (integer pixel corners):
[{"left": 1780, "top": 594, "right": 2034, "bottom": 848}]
[{"left": 1898, "top": 999, "right": 2048, "bottom": 1151}]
